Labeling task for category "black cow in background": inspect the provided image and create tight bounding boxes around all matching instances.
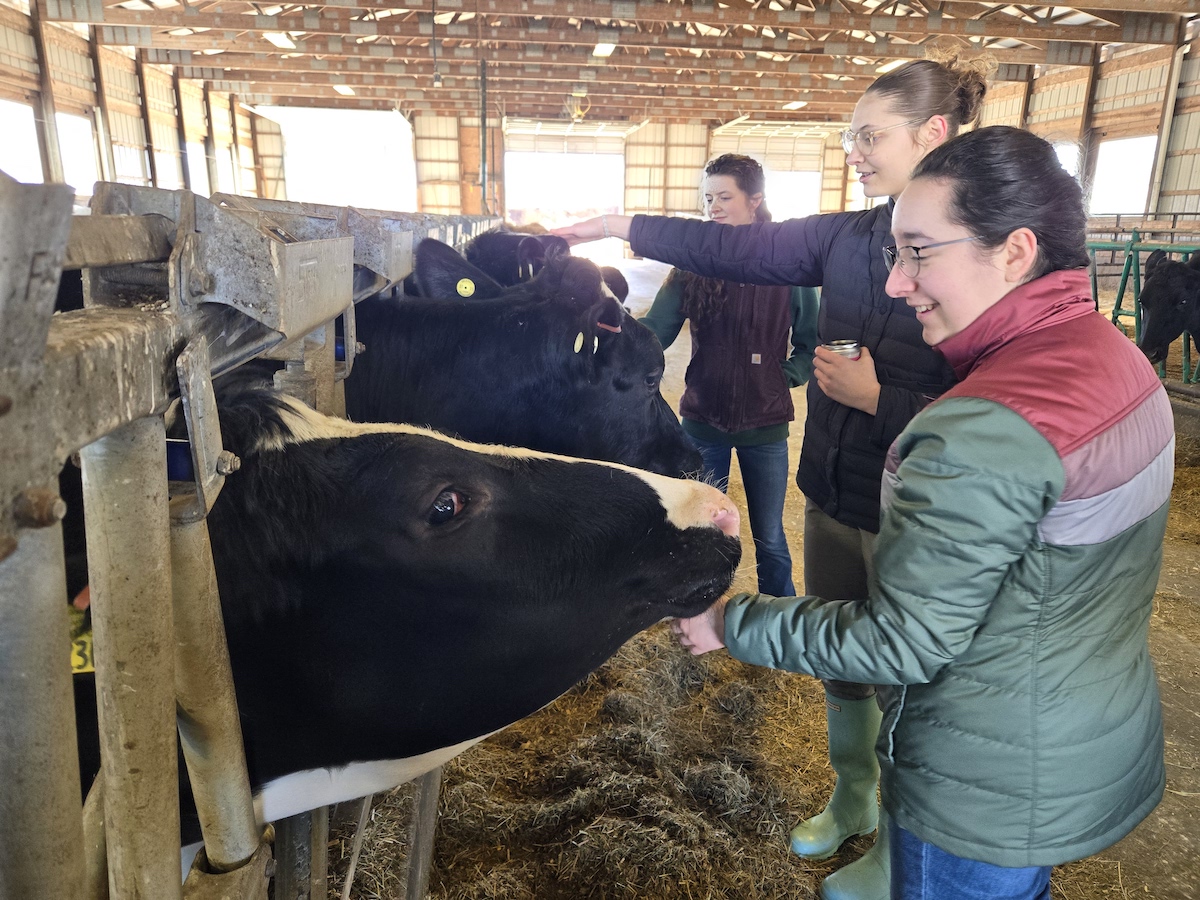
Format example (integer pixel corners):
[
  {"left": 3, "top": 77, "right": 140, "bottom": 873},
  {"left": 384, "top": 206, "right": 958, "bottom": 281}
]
[
  {"left": 72, "top": 373, "right": 742, "bottom": 851},
  {"left": 346, "top": 238, "right": 700, "bottom": 476},
  {"left": 1137, "top": 248, "right": 1200, "bottom": 366}
]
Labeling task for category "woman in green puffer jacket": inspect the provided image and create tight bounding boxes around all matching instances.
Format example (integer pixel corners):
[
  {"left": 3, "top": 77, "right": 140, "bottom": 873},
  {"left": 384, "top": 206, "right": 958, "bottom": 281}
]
[{"left": 672, "top": 126, "right": 1170, "bottom": 900}]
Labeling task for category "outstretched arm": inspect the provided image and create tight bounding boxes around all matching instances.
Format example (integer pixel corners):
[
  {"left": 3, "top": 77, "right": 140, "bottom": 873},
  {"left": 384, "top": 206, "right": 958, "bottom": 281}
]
[{"left": 552, "top": 215, "right": 633, "bottom": 245}]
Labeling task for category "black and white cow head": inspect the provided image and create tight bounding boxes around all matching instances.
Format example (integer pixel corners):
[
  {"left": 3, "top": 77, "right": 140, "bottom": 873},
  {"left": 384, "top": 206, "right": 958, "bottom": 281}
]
[
  {"left": 195, "top": 377, "right": 737, "bottom": 830},
  {"left": 345, "top": 239, "right": 702, "bottom": 477},
  {"left": 1137, "top": 248, "right": 1200, "bottom": 366}
]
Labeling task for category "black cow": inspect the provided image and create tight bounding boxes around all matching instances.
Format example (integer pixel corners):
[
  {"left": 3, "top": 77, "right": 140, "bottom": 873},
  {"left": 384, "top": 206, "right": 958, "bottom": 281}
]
[
  {"left": 346, "top": 238, "right": 700, "bottom": 476},
  {"left": 75, "top": 376, "right": 741, "bottom": 848},
  {"left": 1136, "top": 248, "right": 1200, "bottom": 366}
]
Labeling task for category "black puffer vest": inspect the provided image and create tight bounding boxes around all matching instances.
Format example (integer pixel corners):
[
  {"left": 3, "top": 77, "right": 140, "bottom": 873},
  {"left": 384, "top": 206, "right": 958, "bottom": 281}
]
[{"left": 630, "top": 204, "right": 956, "bottom": 532}]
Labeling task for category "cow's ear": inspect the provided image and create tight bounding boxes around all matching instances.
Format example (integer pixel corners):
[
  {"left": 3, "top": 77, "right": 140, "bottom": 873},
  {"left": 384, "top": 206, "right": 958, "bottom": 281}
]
[
  {"left": 414, "top": 239, "right": 505, "bottom": 301},
  {"left": 516, "top": 235, "right": 571, "bottom": 281},
  {"left": 600, "top": 266, "right": 630, "bottom": 304},
  {"left": 1188, "top": 251, "right": 1200, "bottom": 272},
  {"left": 1145, "top": 249, "right": 1168, "bottom": 279}
]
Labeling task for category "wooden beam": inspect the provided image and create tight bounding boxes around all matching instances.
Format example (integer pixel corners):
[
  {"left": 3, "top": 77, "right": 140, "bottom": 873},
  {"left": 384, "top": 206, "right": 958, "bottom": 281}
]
[
  {"left": 28, "top": 0, "right": 64, "bottom": 183},
  {"left": 46, "top": 1, "right": 1178, "bottom": 46},
  {"left": 135, "top": 50, "right": 159, "bottom": 187},
  {"left": 172, "top": 68, "right": 192, "bottom": 190},
  {"left": 87, "top": 28, "right": 117, "bottom": 183},
  {"left": 201, "top": 83, "right": 221, "bottom": 193}
]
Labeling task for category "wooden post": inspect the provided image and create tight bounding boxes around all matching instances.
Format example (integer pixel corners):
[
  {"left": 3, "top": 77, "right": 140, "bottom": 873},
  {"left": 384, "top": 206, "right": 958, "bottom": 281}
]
[
  {"left": 87, "top": 28, "right": 117, "bottom": 183},
  {"left": 202, "top": 83, "right": 221, "bottom": 194},
  {"left": 173, "top": 68, "right": 192, "bottom": 190},
  {"left": 29, "top": 0, "right": 64, "bottom": 183},
  {"left": 136, "top": 51, "right": 160, "bottom": 187}
]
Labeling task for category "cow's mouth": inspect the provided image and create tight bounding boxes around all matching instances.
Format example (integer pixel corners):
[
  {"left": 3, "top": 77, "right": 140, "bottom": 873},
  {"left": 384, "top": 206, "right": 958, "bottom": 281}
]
[{"left": 1141, "top": 343, "right": 1168, "bottom": 366}]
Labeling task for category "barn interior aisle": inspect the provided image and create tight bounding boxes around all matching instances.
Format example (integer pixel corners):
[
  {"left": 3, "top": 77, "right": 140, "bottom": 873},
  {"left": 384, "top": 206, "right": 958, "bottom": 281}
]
[{"left": 324, "top": 256, "right": 1200, "bottom": 900}]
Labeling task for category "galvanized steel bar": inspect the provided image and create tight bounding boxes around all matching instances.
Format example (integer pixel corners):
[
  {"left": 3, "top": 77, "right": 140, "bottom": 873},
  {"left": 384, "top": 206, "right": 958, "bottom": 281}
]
[
  {"left": 0, "top": 525, "right": 87, "bottom": 899},
  {"left": 405, "top": 767, "right": 443, "bottom": 900},
  {"left": 171, "top": 516, "right": 259, "bottom": 873},
  {"left": 66, "top": 214, "right": 175, "bottom": 269},
  {"left": 273, "top": 807, "right": 329, "bottom": 900},
  {"left": 81, "top": 415, "right": 182, "bottom": 900}
]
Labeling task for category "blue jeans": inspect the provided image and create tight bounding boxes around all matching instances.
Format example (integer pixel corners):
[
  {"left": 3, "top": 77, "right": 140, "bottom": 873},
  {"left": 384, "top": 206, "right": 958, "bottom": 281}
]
[
  {"left": 892, "top": 822, "right": 1052, "bottom": 900},
  {"left": 690, "top": 436, "right": 795, "bottom": 597}
]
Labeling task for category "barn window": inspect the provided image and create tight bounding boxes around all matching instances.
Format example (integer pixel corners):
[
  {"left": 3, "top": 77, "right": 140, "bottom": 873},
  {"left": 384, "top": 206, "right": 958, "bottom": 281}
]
[
  {"left": 55, "top": 112, "right": 100, "bottom": 203},
  {"left": 0, "top": 99, "right": 43, "bottom": 184},
  {"left": 768, "top": 170, "right": 822, "bottom": 220},
  {"left": 1089, "top": 134, "right": 1158, "bottom": 215}
]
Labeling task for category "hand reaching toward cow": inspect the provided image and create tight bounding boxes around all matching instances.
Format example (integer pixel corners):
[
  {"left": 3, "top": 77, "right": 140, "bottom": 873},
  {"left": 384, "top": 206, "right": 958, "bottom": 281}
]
[
  {"left": 813, "top": 345, "right": 881, "bottom": 415},
  {"left": 670, "top": 599, "right": 729, "bottom": 655},
  {"left": 551, "top": 215, "right": 633, "bottom": 246}
]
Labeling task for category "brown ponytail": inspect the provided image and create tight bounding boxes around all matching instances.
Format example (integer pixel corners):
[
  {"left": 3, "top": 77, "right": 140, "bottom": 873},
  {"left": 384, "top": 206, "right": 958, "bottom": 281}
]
[{"left": 866, "top": 53, "right": 994, "bottom": 139}]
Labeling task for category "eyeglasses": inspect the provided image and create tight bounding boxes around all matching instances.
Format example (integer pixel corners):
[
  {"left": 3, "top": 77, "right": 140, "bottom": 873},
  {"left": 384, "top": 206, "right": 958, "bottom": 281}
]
[
  {"left": 840, "top": 118, "right": 927, "bottom": 156},
  {"left": 882, "top": 236, "right": 981, "bottom": 277}
]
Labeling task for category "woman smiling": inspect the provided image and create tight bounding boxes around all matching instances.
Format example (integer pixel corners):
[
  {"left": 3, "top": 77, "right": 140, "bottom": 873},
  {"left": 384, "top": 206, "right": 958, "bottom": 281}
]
[{"left": 673, "top": 126, "right": 1171, "bottom": 900}]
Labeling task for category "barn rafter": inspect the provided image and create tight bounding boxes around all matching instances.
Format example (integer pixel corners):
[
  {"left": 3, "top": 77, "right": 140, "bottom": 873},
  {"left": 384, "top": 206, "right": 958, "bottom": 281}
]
[{"left": 34, "top": 0, "right": 1197, "bottom": 123}]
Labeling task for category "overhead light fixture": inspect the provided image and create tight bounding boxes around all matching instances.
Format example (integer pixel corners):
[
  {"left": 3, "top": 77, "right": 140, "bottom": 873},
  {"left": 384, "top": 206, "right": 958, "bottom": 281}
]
[
  {"left": 263, "top": 32, "right": 296, "bottom": 49},
  {"left": 592, "top": 42, "right": 616, "bottom": 58},
  {"left": 432, "top": 71, "right": 443, "bottom": 87},
  {"left": 876, "top": 59, "right": 906, "bottom": 74},
  {"left": 333, "top": 84, "right": 356, "bottom": 96},
  {"left": 783, "top": 100, "right": 808, "bottom": 110}
]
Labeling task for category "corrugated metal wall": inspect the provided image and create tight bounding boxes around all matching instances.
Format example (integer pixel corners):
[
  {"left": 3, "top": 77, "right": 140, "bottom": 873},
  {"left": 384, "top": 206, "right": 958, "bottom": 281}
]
[
  {"left": 1092, "top": 46, "right": 1173, "bottom": 141},
  {"left": 1026, "top": 66, "right": 1091, "bottom": 143},
  {"left": 98, "top": 47, "right": 147, "bottom": 186},
  {"left": 142, "top": 63, "right": 183, "bottom": 189},
  {"left": 252, "top": 111, "right": 286, "bottom": 200},
  {"left": 0, "top": 4, "right": 37, "bottom": 103},
  {"left": 1159, "top": 52, "right": 1200, "bottom": 215},
  {"left": 663, "top": 123, "right": 709, "bottom": 217},
  {"left": 623, "top": 121, "right": 666, "bottom": 216},
  {"left": 979, "top": 81, "right": 1028, "bottom": 129},
  {"left": 413, "top": 113, "right": 461, "bottom": 215}
]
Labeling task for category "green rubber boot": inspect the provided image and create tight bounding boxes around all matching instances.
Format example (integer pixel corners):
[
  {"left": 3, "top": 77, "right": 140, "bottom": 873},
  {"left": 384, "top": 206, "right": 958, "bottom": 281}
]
[
  {"left": 819, "top": 813, "right": 891, "bottom": 900},
  {"left": 789, "top": 694, "right": 882, "bottom": 860}
]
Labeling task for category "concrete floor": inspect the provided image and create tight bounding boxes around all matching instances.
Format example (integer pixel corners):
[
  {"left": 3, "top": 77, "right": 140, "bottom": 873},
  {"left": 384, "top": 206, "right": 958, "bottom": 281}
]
[{"left": 621, "top": 256, "right": 1200, "bottom": 900}]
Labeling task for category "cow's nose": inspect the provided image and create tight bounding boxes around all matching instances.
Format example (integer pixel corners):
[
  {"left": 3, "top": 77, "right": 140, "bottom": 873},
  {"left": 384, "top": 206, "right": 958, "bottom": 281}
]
[{"left": 710, "top": 498, "right": 740, "bottom": 537}]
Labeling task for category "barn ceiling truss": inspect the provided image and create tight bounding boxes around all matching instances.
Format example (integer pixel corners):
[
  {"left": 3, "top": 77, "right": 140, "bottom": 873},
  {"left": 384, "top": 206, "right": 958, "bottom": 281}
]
[{"left": 38, "top": 0, "right": 1200, "bottom": 125}]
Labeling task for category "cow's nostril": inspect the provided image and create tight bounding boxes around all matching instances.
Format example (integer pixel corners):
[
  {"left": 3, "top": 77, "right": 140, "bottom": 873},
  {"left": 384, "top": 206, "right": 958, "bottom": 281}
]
[{"left": 712, "top": 503, "right": 740, "bottom": 538}]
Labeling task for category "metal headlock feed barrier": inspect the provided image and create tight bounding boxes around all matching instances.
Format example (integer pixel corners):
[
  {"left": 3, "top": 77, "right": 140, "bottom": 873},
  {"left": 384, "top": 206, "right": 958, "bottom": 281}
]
[
  {"left": 0, "top": 168, "right": 498, "bottom": 900},
  {"left": 1091, "top": 231, "right": 1200, "bottom": 382}
]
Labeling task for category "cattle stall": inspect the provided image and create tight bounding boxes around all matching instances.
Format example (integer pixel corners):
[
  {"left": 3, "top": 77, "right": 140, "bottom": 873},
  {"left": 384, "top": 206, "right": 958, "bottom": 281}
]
[{"left": 0, "top": 167, "right": 498, "bottom": 899}]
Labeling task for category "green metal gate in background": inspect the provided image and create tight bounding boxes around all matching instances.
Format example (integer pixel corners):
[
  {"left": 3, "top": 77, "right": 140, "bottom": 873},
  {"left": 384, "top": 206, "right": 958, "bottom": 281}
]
[{"left": 1090, "top": 231, "right": 1200, "bottom": 382}]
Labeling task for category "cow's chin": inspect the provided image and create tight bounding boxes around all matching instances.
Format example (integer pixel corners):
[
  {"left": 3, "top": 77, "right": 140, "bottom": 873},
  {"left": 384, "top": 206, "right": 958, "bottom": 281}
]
[{"left": 1142, "top": 344, "right": 1169, "bottom": 366}]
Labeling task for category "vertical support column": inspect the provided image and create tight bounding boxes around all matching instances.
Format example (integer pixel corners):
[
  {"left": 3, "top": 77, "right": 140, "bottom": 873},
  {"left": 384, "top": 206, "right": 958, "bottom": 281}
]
[
  {"left": 171, "top": 516, "right": 259, "bottom": 873},
  {"left": 229, "top": 94, "right": 244, "bottom": 195},
  {"left": 135, "top": 52, "right": 159, "bottom": 187},
  {"left": 80, "top": 416, "right": 182, "bottom": 900},
  {"left": 0, "top": 526, "right": 86, "bottom": 899},
  {"left": 248, "top": 111, "right": 265, "bottom": 199},
  {"left": 202, "top": 83, "right": 221, "bottom": 194},
  {"left": 29, "top": 0, "right": 65, "bottom": 183},
  {"left": 88, "top": 28, "right": 117, "bottom": 184},
  {"left": 405, "top": 767, "right": 443, "bottom": 900},
  {"left": 1148, "top": 43, "right": 1186, "bottom": 215},
  {"left": 1016, "top": 67, "right": 1035, "bottom": 131},
  {"left": 1078, "top": 59, "right": 1102, "bottom": 197},
  {"left": 173, "top": 68, "right": 192, "bottom": 191},
  {"left": 274, "top": 807, "right": 329, "bottom": 900}
]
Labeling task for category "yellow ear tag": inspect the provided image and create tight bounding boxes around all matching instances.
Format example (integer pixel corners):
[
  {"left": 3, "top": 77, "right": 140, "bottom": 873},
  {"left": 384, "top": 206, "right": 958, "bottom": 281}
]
[
  {"left": 574, "top": 332, "right": 584, "bottom": 353},
  {"left": 593, "top": 335, "right": 599, "bottom": 354},
  {"left": 456, "top": 278, "right": 475, "bottom": 297}
]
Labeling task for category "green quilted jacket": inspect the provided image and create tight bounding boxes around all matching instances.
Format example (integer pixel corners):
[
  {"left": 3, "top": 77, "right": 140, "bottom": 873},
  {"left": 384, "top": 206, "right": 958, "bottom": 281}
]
[{"left": 723, "top": 271, "right": 1169, "bottom": 866}]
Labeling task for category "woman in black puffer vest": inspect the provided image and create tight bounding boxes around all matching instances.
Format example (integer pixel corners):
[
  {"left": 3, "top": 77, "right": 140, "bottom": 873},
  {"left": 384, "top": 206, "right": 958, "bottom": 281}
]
[{"left": 555, "top": 56, "right": 991, "bottom": 900}]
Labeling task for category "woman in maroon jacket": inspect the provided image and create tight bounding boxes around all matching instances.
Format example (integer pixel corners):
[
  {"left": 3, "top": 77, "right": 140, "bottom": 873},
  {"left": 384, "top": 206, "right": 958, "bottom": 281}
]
[
  {"left": 556, "top": 57, "right": 989, "bottom": 900},
  {"left": 640, "top": 153, "right": 819, "bottom": 598}
]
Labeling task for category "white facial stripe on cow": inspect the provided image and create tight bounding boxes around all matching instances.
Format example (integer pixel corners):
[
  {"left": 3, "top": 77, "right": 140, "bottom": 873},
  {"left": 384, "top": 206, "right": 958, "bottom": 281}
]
[{"left": 266, "top": 398, "right": 738, "bottom": 536}]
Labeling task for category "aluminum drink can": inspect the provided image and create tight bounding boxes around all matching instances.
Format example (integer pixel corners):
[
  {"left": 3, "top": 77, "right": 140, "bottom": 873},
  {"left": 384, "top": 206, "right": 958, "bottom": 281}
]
[{"left": 823, "top": 340, "right": 861, "bottom": 360}]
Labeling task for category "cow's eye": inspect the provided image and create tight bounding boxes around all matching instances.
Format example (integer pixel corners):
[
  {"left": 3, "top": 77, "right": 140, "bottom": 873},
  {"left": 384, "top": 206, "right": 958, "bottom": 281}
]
[
  {"left": 428, "top": 489, "right": 466, "bottom": 525},
  {"left": 645, "top": 371, "right": 662, "bottom": 392}
]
